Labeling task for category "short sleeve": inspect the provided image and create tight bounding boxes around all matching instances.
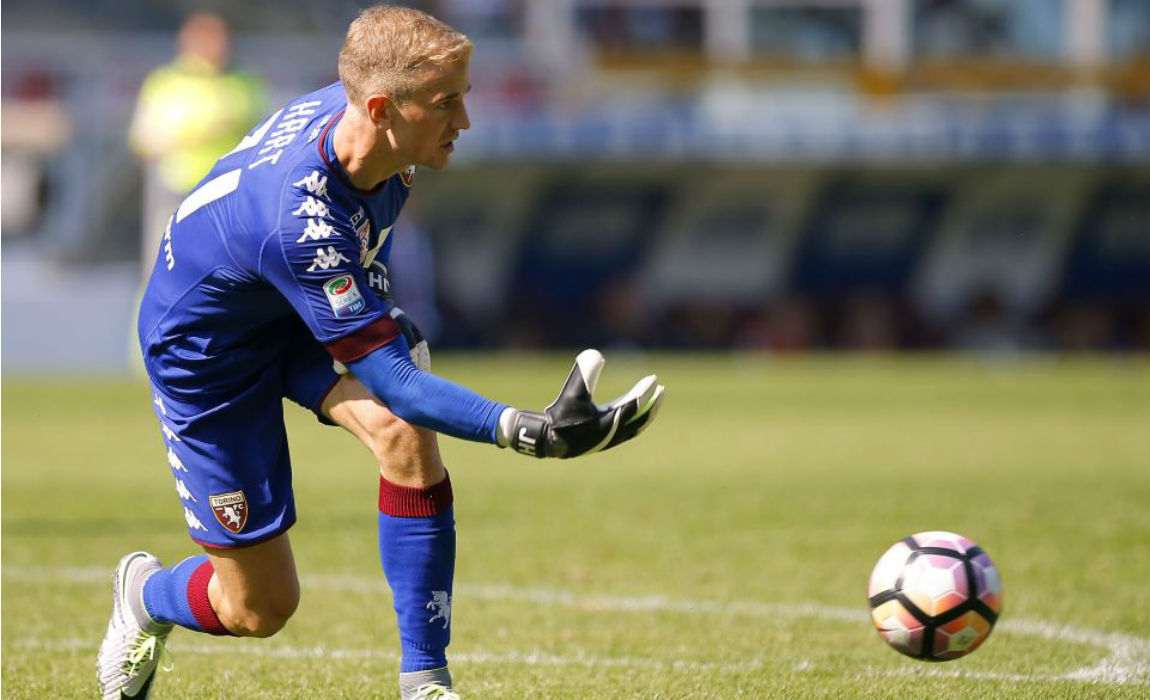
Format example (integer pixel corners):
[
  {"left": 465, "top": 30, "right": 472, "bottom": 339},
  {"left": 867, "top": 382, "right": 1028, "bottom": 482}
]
[{"left": 261, "top": 168, "right": 398, "bottom": 360}]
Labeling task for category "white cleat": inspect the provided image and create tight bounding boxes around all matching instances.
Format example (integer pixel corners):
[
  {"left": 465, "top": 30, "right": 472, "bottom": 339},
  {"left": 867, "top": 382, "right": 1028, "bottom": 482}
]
[
  {"left": 409, "top": 683, "right": 462, "bottom": 700},
  {"left": 400, "top": 666, "right": 457, "bottom": 700},
  {"left": 96, "top": 552, "right": 173, "bottom": 700}
]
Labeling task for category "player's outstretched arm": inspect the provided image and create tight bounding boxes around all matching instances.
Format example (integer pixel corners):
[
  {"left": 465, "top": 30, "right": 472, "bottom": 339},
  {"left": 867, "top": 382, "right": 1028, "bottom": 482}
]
[
  {"left": 346, "top": 344, "right": 664, "bottom": 457},
  {"left": 496, "top": 349, "right": 666, "bottom": 458}
]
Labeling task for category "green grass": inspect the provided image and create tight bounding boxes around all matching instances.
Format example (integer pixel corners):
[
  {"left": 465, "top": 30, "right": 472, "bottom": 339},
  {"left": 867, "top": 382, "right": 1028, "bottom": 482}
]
[{"left": 3, "top": 354, "right": 1149, "bottom": 699}]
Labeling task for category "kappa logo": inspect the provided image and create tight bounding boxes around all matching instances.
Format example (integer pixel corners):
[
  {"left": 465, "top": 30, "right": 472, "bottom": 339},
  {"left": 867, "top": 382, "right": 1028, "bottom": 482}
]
[
  {"left": 167, "top": 447, "right": 188, "bottom": 472},
  {"left": 426, "top": 590, "right": 452, "bottom": 629},
  {"left": 293, "top": 170, "right": 330, "bottom": 200},
  {"left": 297, "top": 218, "right": 335, "bottom": 243},
  {"left": 292, "top": 196, "right": 330, "bottom": 218},
  {"left": 209, "top": 491, "right": 248, "bottom": 533},
  {"left": 400, "top": 165, "right": 416, "bottom": 187},
  {"left": 306, "top": 246, "right": 351, "bottom": 272},
  {"left": 323, "top": 274, "right": 366, "bottom": 317},
  {"left": 161, "top": 422, "right": 181, "bottom": 442},
  {"left": 184, "top": 507, "right": 208, "bottom": 532},
  {"left": 175, "top": 479, "right": 197, "bottom": 502}
]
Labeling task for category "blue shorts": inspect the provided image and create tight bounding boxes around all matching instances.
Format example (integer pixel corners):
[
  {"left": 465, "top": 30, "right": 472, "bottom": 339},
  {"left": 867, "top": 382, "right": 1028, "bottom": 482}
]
[{"left": 147, "top": 323, "right": 340, "bottom": 548}]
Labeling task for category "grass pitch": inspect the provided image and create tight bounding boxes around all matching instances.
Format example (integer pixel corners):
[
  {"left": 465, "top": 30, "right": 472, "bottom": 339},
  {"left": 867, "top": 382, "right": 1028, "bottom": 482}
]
[{"left": 3, "top": 354, "right": 1148, "bottom": 699}]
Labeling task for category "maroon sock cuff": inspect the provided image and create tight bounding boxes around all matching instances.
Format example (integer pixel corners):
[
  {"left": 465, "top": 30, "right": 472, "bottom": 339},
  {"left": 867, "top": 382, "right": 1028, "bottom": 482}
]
[
  {"left": 187, "top": 560, "right": 233, "bottom": 636},
  {"left": 378, "top": 472, "right": 454, "bottom": 517}
]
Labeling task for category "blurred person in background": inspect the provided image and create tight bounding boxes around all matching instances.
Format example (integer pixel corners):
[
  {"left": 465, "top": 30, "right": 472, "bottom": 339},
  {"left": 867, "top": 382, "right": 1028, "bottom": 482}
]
[{"left": 129, "top": 12, "right": 267, "bottom": 277}]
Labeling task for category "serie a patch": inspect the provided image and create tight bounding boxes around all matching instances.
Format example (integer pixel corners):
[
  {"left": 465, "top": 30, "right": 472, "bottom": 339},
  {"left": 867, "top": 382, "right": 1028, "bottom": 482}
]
[{"left": 323, "top": 274, "right": 365, "bottom": 317}]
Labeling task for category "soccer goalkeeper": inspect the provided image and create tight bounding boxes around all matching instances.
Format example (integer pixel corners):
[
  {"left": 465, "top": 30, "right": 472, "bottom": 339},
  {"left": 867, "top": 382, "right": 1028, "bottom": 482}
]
[{"left": 97, "top": 6, "right": 665, "bottom": 700}]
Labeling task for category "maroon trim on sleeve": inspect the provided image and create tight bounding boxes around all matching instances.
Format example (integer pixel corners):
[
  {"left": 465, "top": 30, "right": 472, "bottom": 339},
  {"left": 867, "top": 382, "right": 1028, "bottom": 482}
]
[
  {"left": 378, "top": 472, "right": 454, "bottom": 517},
  {"left": 325, "top": 316, "right": 400, "bottom": 364}
]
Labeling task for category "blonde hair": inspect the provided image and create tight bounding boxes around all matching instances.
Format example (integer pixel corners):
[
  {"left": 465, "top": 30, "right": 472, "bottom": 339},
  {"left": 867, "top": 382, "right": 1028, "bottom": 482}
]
[{"left": 339, "top": 5, "right": 472, "bottom": 108}]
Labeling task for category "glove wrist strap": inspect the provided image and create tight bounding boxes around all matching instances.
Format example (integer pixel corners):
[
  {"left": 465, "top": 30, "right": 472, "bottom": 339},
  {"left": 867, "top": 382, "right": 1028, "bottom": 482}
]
[
  {"left": 509, "top": 411, "right": 549, "bottom": 458},
  {"left": 496, "top": 407, "right": 517, "bottom": 447}
]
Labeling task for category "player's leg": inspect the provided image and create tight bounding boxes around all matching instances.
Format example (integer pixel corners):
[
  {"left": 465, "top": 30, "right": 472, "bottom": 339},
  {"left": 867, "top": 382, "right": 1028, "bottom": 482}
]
[
  {"left": 281, "top": 322, "right": 458, "bottom": 699},
  {"left": 97, "top": 551, "right": 174, "bottom": 700},
  {"left": 136, "top": 385, "right": 301, "bottom": 635},
  {"left": 99, "top": 380, "right": 301, "bottom": 700},
  {"left": 100, "top": 536, "right": 299, "bottom": 699},
  {"left": 142, "top": 533, "right": 299, "bottom": 637},
  {"left": 203, "top": 533, "right": 300, "bottom": 636},
  {"left": 321, "top": 375, "right": 458, "bottom": 699},
  {"left": 322, "top": 372, "right": 446, "bottom": 486}
]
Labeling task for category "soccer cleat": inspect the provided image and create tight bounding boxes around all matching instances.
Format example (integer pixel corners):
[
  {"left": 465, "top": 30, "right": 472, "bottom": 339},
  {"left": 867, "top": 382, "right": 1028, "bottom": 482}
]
[
  {"left": 400, "top": 667, "right": 457, "bottom": 700},
  {"left": 97, "top": 552, "right": 174, "bottom": 700},
  {"left": 409, "top": 683, "right": 462, "bottom": 700}
]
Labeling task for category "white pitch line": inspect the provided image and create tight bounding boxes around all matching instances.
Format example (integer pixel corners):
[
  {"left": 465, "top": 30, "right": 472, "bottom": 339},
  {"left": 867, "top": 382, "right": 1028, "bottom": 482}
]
[
  {"left": 5, "top": 566, "right": 1148, "bottom": 686},
  {"left": 10, "top": 637, "right": 766, "bottom": 674}
]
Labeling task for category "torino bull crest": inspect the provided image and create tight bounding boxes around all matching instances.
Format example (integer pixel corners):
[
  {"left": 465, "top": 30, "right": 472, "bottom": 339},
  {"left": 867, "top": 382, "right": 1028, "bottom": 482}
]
[
  {"left": 867, "top": 531, "right": 1003, "bottom": 661},
  {"left": 209, "top": 491, "right": 249, "bottom": 534}
]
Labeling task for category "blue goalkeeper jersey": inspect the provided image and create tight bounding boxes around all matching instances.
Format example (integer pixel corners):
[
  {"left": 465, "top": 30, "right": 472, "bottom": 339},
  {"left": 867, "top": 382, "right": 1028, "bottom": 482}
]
[{"left": 139, "top": 82, "right": 412, "bottom": 399}]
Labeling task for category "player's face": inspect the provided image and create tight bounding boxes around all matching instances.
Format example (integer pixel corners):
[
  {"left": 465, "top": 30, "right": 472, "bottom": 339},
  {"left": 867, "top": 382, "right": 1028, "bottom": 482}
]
[{"left": 390, "top": 58, "right": 472, "bottom": 170}]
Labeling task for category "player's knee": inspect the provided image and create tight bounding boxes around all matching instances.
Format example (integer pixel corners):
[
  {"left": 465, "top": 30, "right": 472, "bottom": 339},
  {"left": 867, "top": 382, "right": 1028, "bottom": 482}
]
[
  {"left": 218, "top": 586, "right": 300, "bottom": 637},
  {"left": 236, "top": 606, "right": 295, "bottom": 638},
  {"left": 365, "top": 415, "right": 443, "bottom": 484},
  {"left": 359, "top": 407, "right": 406, "bottom": 459},
  {"left": 325, "top": 378, "right": 444, "bottom": 484}
]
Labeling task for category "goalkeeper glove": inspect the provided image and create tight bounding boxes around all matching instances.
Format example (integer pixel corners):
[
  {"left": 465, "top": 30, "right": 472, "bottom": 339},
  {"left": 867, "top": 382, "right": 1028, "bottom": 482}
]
[
  {"left": 389, "top": 305, "right": 431, "bottom": 372},
  {"left": 497, "top": 349, "right": 665, "bottom": 458},
  {"left": 334, "top": 260, "right": 431, "bottom": 373}
]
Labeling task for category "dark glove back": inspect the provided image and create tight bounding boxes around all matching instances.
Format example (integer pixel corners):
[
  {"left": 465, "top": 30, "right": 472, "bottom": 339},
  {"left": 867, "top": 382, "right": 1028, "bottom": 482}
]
[{"left": 508, "top": 350, "right": 664, "bottom": 458}]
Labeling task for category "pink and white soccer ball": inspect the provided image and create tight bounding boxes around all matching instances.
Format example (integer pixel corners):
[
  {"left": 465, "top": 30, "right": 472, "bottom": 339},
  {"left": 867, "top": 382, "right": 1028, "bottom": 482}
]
[{"left": 868, "top": 531, "right": 1003, "bottom": 661}]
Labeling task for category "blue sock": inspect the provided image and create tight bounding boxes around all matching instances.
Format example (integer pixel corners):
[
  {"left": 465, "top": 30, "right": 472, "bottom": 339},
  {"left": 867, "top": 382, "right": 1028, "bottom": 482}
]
[
  {"left": 142, "top": 554, "right": 230, "bottom": 634},
  {"left": 378, "top": 473, "right": 456, "bottom": 672}
]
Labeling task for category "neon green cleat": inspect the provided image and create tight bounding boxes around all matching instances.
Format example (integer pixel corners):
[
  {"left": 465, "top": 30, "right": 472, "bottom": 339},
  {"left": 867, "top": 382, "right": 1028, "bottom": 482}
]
[
  {"left": 400, "top": 667, "right": 458, "bottom": 700},
  {"left": 409, "top": 683, "right": 462, "bottom": 700}
]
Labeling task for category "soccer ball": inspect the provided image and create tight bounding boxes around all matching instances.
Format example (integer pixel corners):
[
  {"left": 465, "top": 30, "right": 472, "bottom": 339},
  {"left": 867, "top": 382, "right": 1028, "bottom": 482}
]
[{"left": 867, "top": 531, "right": 1003, "bottom": 661}]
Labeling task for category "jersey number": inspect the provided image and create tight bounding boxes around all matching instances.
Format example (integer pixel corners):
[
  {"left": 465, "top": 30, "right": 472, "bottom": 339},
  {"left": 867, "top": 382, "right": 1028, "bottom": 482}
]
[{"left": 173, "top": 109, "right": 283, "bottom": 223}]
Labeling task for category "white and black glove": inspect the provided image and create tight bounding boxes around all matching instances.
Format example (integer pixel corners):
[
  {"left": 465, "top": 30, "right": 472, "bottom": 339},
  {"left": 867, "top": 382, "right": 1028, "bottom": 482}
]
[
  {"left": 334, "top": 260, "right": 431, "bottom": 374},
  {"left": 497, "top": 349, "right": 665, "bottom": 458},
  {"left": 389, "top": 305, "right": 431, "bottom": 372}
]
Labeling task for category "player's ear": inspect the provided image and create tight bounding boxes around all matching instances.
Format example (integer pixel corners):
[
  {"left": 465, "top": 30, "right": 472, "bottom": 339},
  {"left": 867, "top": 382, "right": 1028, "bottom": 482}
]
[{"left": 364, "top": 94, "right": 394, "bottom": 130}]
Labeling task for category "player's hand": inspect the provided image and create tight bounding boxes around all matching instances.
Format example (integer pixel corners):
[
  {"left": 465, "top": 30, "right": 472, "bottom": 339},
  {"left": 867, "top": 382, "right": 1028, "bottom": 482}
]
[
  {"left": 333, "top": 261, "right": 430, "bottom": 373},
  {"left": 390, "top": 306, "right": 430, "bottom": 372},
  {"left": 499, "top": 349, "right": 665, "bottom": 458}
]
